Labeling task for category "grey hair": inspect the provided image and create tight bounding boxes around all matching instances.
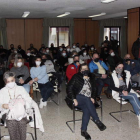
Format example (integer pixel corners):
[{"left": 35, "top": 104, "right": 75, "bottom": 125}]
[{"left": 3, "top": 71, "right": 16, "bottom": 83}]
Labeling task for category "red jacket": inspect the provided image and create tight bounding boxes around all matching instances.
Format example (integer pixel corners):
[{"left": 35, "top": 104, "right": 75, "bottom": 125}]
[{"left": 66, "top": 64, "right": 80, "bottom": 81}]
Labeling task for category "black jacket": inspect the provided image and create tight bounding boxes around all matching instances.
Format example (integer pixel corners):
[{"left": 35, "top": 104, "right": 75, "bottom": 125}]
[
  {"left": 132, "top": 38, "right": 140, "bottom": 59},
  {"left": 66, "top": 72, "right": 97, "bottom": 100}
]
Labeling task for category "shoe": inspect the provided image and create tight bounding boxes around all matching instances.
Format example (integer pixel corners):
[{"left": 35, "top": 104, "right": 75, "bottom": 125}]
[
  {"left": 137, "top": 115, "right": 140, "bottom": 128},
  {"left": 39, "top": 98, "right": 44, "bottom": 109},
  {"left": 94, "top": 120, "right": 106, "bottom": 131},
  {"left": 43, "top": 101, "right": 47, "bottom": 106},
  {"left": 81, "top": 130, "right": 91, "bottom": 140},
  {"left": 104, "top": 90, "right": 112, "bottom": 99},
  {"left": 94, "top": 101, "right": 100, "bottom": 108}
]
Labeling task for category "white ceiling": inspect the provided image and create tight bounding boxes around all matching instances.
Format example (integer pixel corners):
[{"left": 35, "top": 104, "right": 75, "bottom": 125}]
[{"left": 0, "top": 0, "right": 139, "bottom": 19}]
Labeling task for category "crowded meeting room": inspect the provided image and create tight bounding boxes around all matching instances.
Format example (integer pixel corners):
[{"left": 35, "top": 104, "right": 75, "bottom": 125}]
[{"left": 0, "top": 0, "right": 140, "bottom": 140}]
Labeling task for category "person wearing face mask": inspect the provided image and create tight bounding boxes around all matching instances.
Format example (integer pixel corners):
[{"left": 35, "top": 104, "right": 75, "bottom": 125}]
[
  {"left": 10, "top": 57, "right": 30, "bottom": 93},
  {"left": 70, "top": 43, "right": 81, "bottom": 53},
  {"left": 17, "top": 45, "right": 26, "bottom": 58},
  {"left": 88, "top": 45, "right": 98, "bottom": 57},
  {"left": 58, "top": 50, "right": 68, "bottom": 72},
  {"left": 7, "top": 44, "right": 15, "bottom": 58},
  {"left": 0, "top": 45, "right": 7, "bottom": 62},
  {"left": 57, "top": 46, "right": 63, "bottom": 60},
  {"left": 66, "top": 45, "right": 71, "bottom": 57},
  {"left": 123, "top": 54, "right": 140, "bottom": 87},
  {"left": 0, "top": 71, "right": 44, "bottom": 140},
  {"left": 89, "top": 53, "right": 112, "bottom": 99},
  {"left": 29, "top": 56, "right": 54, "bottom": 109},
  {"left": 44, "top": 47, "right": 53, "bottom": 59},
  {"left": 132, "top": 33, "right": 140, "bottom": 62},
  {"left": 79, "top": 49, "right": 90, "bottom": 63},
  {"left": 110, "top": 62, "right": 140, "bottom": 128},
  {"left": 66, "top": 55, "right": 80, "bottom": 81},
  {"left": 107, "top": 49, "right": 123, "bottom": 72},
  {"left": 67, "top": 63, "right": 106, "bottom": 139}
]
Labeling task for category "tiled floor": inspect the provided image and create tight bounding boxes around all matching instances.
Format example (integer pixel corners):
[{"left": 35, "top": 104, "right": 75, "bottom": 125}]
[{"left": 1, "top": 83, "right": 140, "bottom": 140}]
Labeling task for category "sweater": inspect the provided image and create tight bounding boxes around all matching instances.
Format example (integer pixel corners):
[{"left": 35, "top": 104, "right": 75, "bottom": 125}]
[
  {"left": 30, "top": 65, "right": 49, "bottom": 84},
  {"left": 10, "top": 65, "right": 29, "bottom": 84}
]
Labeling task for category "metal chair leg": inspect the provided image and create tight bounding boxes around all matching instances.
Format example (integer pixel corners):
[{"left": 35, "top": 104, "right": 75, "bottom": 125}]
[{"left": 109, "top": 97, "right": 135, "bottom": 122}]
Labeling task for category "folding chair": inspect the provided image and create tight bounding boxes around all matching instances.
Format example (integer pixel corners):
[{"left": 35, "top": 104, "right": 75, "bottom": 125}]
[
  {"left": 66, "top": 97, "right": 103, "bottom": 133},
  {"left": 109, "top": 96, "right": 135, "bottom": 122},
  {"left": 0, "top": 108, "right": 37, "bottom": 140}
]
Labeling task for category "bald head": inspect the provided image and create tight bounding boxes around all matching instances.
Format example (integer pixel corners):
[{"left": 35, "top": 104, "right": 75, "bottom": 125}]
[{"left": 124, "top": 54, "right": 131, "bottom": 59}]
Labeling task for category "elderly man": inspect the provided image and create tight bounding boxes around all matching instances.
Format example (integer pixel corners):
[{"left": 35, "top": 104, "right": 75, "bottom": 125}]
[{"left": 123, "top": 54, "right": 140, "bottom": 86}]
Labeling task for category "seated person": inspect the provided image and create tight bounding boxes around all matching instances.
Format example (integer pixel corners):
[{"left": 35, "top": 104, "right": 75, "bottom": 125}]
[
  {"left": 107, "top": 49, "right": 123, "bottom": 72},
  {"left": 0, "top": 45, "right": 7, "bottom": 62},
  {"left": 10, "top": 57, "right": 30, "bottom": 93},
  {"left": 100, "top": 46, "right": 109, "bottom": 64},
  {"left": 124, "top": 54, "right": 140, "bottom": 86},
  {"left": 29, "top": 56, "right": 54, "bottom": 108},
  {"left": 45, "top": 47, "right": 53, "bottom": 59},
  {"left": 0, "top": 58, "right": 5, "bottom": 89},
  {"left": 67, "top": 63, "right": 106, "bottom": 139},
  {"left": 66, "top": 45, "right": 71, "bottom": 57},
  {"left": 58, "top": 50, "right": 68, "bottom": 72},
  {"left": 89, "top": 53, "right": 111, "bottom": 98},
  {"left": 70, "top": 43, "right": 81, "bottom": 53},
  {"left": 79, "top": 49, "right": 91, "bottom": 63},
  {"left": 88, "top": 45, "right": 98, "bottom": 57},
  {"left": 66, "top": 55, "right": 80, "bottom": 81},
  {"left": 42, "top": 54, "right": 62, "bottom": 88},
  {"left": 0, "top": 72, "right": 33, "bottom": 140},
  {"left": 8, "top": 53, "right": 22, "bottom": 69},
  {"left": 110, "top": 63, "right": 140, "bottom": 128},
  {"left": 17, "top": 45, "right": 26, "bottom": 59}
]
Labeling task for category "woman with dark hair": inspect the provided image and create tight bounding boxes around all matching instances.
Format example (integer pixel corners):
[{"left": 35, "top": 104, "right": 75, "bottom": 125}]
[
  {"left": 110, "top": 62, "right": 140, "bottom": 127},
  {"left": 79, "top": 49, "right": 90, "bottom": 63},
  {"left": 29, "top": 56, "right": 54, "bottom": 109},
  {"left": 67, "top": 63, "right": 106, "bottom": 139},
  {"left": 88, "top": 45, "right": 98, "bottom": 57}
]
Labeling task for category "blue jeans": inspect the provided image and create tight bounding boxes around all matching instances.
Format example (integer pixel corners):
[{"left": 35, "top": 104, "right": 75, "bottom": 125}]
[
  {"left": 22, "top": 84, "right": 30, "bottom": 93},
  {"left": 38, "top": 82, "right": 54, "bottom": 102},
  {"left": 120, "top": 93, "right": 140, "bottom": 115},
  {"left": 76, "top": 94, "right": 99, "bottom": 131}
]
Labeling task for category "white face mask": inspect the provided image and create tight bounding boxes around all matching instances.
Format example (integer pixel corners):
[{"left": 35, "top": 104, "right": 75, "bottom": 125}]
[
  {"left": 27, "top": 53, "right": 30, "bottom": 56},
  {"left": 111, "top": 52, "right": 115, "bottom": 56},
  {"left": 67, "top": 48, "right": 70, "bottom": 52},
  {"left": 82, "top": 48, "right": 85, "bottom": 50},
  {"left": 60, "top": 48, "right": 63, "bottom": 51},
  {"left": 73, "top": 46, "right": 76, "bottom": 48},
  {"left": 62, "top": 53, "right": 66, "bottom": 56},
  {"left": 17, "top": 62, "right": 22, "bottom": 67},
  {"left": 83, "top": 52, "right": 87, "bottom": 56},
  {"left": 46, "top": 50, "right": 49, "bottom": 53},
  {"left": 14, "top": 51, "right": 17, "bottom": 53},
  {"left": 91, "top": 48, "right": 94, "bottom": 50},
  {"left": 35, "top": 61, "right": 41, "bottom": 66},
  {"left": 85, "top": 44, "right": 87, "bottom": 47},
  {"left": 6, "top": 82, "right": 15, "bottom": 89}
]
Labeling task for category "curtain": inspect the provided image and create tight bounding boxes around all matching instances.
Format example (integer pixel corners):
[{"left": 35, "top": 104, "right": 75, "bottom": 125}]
[
  {"left": 0, "top": 19, "right": 8, "bottom": 49},
  {"left": 42, "top": 18, "right": 74, "bottom": 47},
  {"left": 99, "top": 19, "right": 127, "bottom": 57}
]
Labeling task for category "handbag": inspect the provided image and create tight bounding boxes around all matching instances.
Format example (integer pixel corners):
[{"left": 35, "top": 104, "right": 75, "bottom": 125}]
[
  {"left": 7, "top": 95, "right": 27, "bottom": 121},
  {"left": 65, "top": 96, "right": 74, "bottom": 110}
]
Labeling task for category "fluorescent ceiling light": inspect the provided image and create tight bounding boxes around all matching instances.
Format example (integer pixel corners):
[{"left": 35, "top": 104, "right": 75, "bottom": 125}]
[
  {"left": 101, "top": 0, "right": 116, "bottom": 3},
  {"left": 89, "top": 12, "right": 106, "bottom": 18},
  {"left": 124, "top": 17, "right": 128, "bottom": 18},
  {"left": 22, "top": 11, "right": 30, "bottom": 18},
  {"left": 57, "top": 12, "right": 70, "bottom": 17}
]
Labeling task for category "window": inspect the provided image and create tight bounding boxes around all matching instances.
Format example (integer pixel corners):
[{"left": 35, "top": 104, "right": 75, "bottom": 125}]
[
  {"left": 104, "top": 27, "right": 120, "bottom": 45},
  {"left": 49, "top": 27, "right": 69, "bottom": 47}
]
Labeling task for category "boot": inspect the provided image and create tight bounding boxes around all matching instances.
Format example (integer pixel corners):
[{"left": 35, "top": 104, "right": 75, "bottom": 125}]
[{"left": 81, "top": 130, "right": 91, "bottom": 140}]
